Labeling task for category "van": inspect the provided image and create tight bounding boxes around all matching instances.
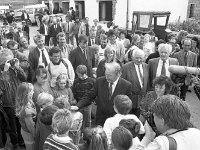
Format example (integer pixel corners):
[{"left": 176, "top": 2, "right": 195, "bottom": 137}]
[{"left": 24, "top": 4, "right": 47, "bottom": 24}]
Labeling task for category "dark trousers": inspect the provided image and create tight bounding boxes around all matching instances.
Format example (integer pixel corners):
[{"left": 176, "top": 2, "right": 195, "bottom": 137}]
[
  {"left": 0, "top": 115, "right": 7, "bottom": 148},
  {"left": 131, "top": 108, "right": 141, "bottom": 118},
  {"left": 52, "top": 37, "right": 58, "bottom": 46},
  {"left": 75, "top": 34, "right": 79, "bottom": 46},
  {"left": 80, "top": 105, "right": 92, "bottom": 129},
  {"left": 45, "top": 35, "right": 50, "bottom": 46},
  {"left": 180, "top": 83, "right": 189, "bottom": 101}
]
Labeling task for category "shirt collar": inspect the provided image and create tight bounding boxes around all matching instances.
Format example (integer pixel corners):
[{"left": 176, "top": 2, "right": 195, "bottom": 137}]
[
  {"left": 111, "top": 77, "right": 120, "bottom": 86},
  {"left": 159, "top": 58, "right": 169, "bottom": 64}
]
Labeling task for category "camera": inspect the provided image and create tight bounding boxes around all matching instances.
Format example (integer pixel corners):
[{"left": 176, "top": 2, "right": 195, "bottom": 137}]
[{"left": 8, "top": 58, "right": 18, "bottom": 66}]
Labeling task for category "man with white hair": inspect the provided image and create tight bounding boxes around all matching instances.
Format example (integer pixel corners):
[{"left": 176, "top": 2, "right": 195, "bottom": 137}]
[
  {"left": 121, "top": 49, "right": 149, "bottom": 117},
  {"left": 148, "top": 43, "right": 179, "bottom": 89}
]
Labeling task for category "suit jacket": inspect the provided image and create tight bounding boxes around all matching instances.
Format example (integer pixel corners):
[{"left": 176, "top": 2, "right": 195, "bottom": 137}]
[
  {"left": 16, "top": 31, "right": 27, "bottom": 43},
  {"left": 148, "top": 57, "right": 179, "bottom": 89},
  {"left": 173, "top": 50, "right": 197, "bottom": 67},
  {"left": 69, "top": 46, "right": 95, "bottom": 77},
  {"left": 49, "top": 24, "right": 62, "bottom": 37},
  {"left": 61, "top": 22, "right": 74, "bottom": 35},
  {"left": 88, "top": 37, "right": 101, "bottom": 46},
  {"left": 78, "top": 23, "right": 91, "bottom": 37},
  {"left": 22, "top": 25, "right": 29, "bottom": 35},
  {"left": 21, "top": 13, "right": 29, "bottom": 20},
  {"left": 95, "top": 77, "right": 132, "bottom": 125},
  {"left": 39, "top": 23, "right": 49, "bottom": 35},
  {"left": 121, "top": 62, "right": 149, "bottom": 108}
]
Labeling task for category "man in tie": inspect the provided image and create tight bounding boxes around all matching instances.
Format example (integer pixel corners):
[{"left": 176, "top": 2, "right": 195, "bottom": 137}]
[
  {"left": 174, "top": 38, "right": 197, "bottom": 100},
  {"left": 88, "top": 30, "right": 100, "bottom": 46},
  {"left": 121, "top": 49, "right": 149, "bottom": 117},
  {"left": 39, "top": 18, "right": 50, "bottom": 46},
  {"left": 49, "top": 18, "right": 62, "bottom": 46},
  {"left": 148, "top": 43, "right": 179, "bottom": 90}
]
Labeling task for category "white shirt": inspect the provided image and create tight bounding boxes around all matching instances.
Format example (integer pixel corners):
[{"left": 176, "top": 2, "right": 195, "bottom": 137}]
[
  {"left": 156, "top": 58, "right": 170, "bottom": 77},
  {"left": 109, "top": 77, "right": 120, "bottom": 94},
  {"left": 24, "top": 13, "right": 27, "bottom": 19},
  {"left": 103, "top": 114, "right": 145, "bottom": 145},
  {"left": 38, "top": 47, "right": 50, "bottom": 68},
  {"left": 98, "top": 45, "right": 106, "bottom": 62},
  {"left": 44, "top": 24, "right": 48, "bottom": 35},
  {"left": 134, "top": 64, "right": 143, "bottom": 88}
]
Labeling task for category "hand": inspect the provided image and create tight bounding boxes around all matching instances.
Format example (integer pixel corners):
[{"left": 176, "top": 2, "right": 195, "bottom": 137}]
[
  {"left": 4, "top": 60, "right": 11, "bottom": 71},
  {"left": 191, "top": 76, "right": 200, "bottom": 86},
  {"left": 70, "top": 106, "right": 79, "bottom": 111},
  {"left": 13, "top": 59, "right": 20, "bottom": 69},
  {"left": 144, "top": 121, "right": 156, "bottom": 139}
]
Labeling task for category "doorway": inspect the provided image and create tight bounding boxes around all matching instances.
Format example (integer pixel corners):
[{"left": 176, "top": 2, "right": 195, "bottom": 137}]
[
  {"left": 75, "top": 1, "right": 85, "bottom": 19},
  {"left": 62, "top": 2, "right": 69, "bottom": 14},
  {"left": 99, "top": 1, "right": 112, "bottom": 21}
]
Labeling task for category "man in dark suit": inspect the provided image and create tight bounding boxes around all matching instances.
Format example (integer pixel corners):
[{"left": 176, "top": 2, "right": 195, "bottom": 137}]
[
  {"left": 148, "top": 43, "right": 179, "bottom": 89},
  {"left": 69, "top": 35, "right": 95, "bottom": 77},
  {"left": 95, "top": 61, "right": 132, "bottom": 125},
  {"left": 28, "top": 34, "right": 50, "bottom": 83},
  {"left": 40, "top": 19, "right": 50, "bottom": 46},
  {"left": 88, "top": 30, "right": 100, "bottom": 46},
  {"left": 121, "top": 49, "right": 149, "bottom": 117},
  {"left": 49, "top": 18, "right": 62, "bottom": 46},
  {"left": 173, "top": 38, "right": 197, "bottom": 100},
  {"left": 22, "top": 21, "right": 30, "bottom": 43},
  {"left": 21, "top": 10, "right": 29, "bottom": 23}
]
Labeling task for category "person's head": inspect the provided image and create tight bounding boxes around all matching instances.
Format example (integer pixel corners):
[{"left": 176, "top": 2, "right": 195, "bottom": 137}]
[
  {"left": 75, "top": 17, "right": 80, "bottom": 23},
  {"left": 143, "top": 34, "right": 151, "bottom": 43},
  {"left": 191, "top": 36, "right": 199, "bottom": 49},
  {"left": 78, "top": 35, "right": 88, "bottom": 50},
  {"left": 107, "top": 29, "right": 117, "bottom": 44},
  {"left": 37, "top": 92, "right": 54, "bottom": 111},
  {"left": 143, "top": 42, "right": 153, "bottom": 58},
  {"left": 167, "top": 33, "right": 176, "bottom": 44},
  {"left": 20, "top": 36, "right": 29, "bottom": 48},
  {"left": 119, "top": 31, "right": 126, "bottom": 40},
  {"left": 56, "top": 17, "right": 61, "bottom": 23},
  {"left": 104, "top": 46, "right": 115, "bottom": 62},
  {"left": 181, "top": 38, "right": 192, "bottom": 52},
  {"left": 7, "top": 40, "right": 18, "bottom": 56},
  {"left": 57, "top": 32, "right": 66, "bottom": 46},
  {"left": 49, "top": 46, "right": 61, "bottom": 63},
  {"left": 22, "top": 21, "right": 26, "bottom": 25},
  {"left": 53, "top": 96, "right": 71, "bottom": 109},
  {"left": 152, "top": 95, "right": 194, "bottom": 133},
  {"left": 112, "top": 126, "right": 133, "bottom": 150},
  {"left": 155, "top": 39, "right": 166, "bottom": 51},
  {"left": 90, "top": 30, "right": 96, "bottom": 39},
  {"left": 107, "top": 21, "right": 113, "bottom": 28},
  {"left": 52, "top": 18, "right": 57, "bottom": 24},
  {"left": 100, "top": 34, "right": 108, "bottom": 49},
  {"left": 9, "top": 26, "right": 14, "bottom": 33},
  {"left": 76, "top": 65, "right": 88, "bottom": 80},
  {"left": 35, "top": 67, "right": 48, "bottom": 84},
  {"left": 119, "top": 119, "right": 141, "bottom": 138},
  {"left": 105, "top": 61, "right": 121, "bottom": 83},
  {"left": 132, "top": 48, "right": 145, "bottom": 65},
  {"left": 131, "top": 34, "right": 140, "bottom": 46},
  {"left": 89, "top": 126, "right": 108, "bottom": 150},
  {"left": 113, "top": 95, "right": 132, "bottom": 115},
  {"left": 39, "top": 105, "right": 59, "bottom": 126},
  {"left": 65, "top": 15, "right": 70, "bottom": 22},
  {"left": 177, "top": 30, "right": 188, "bottom": 42},
  {"left": 85, "top": 17, "right": 89, "bottom": 24},
  {"left": 153, "top": 75, "right": 173, "bottom": 97},
  {"left": 56, "top": 73, "right": 69, "bottom": 89},
  {"left": 16, "top": 82, "right": 34, "bottom": 116},
  {"left": 52, "top": 109, "right": 73, "bottom": 135},
  {"left": 33, "top": 34, "right": 45, "bottom": 49},
  {"left": 0, "top": 49, "right": 13, "bottom": 71},
  {"left": 158, "top": 43, "right": 172, "bottom": 61},
  {"left": 1, "top": 38, "right": 10, "bottom": 49},
  {"left": 93, "top": 19, "right": 98, "bottom": 26},
  {"left": 17, "top": 26, "right": 22, "bottom": 32}
]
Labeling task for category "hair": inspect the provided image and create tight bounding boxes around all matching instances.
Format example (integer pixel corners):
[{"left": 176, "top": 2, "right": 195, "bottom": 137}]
[
  {"left": 52, "top": 109, "right": 73, "bottom": 135},
  {"left": 7, "top": 40, "right": 18, "bottom": 49},
  {"left": 181, "top": 38, "right": 192, "bottom": 45},
  {"left": 39, "top": 105, "right": 59, "bottom": 126},
  {"left": 107, "top": 29, "right": 116, "bottom": 37},
  {"left": 89, "top": 126, "right": 108, "bottom": 150},
  {"left": 155, "top": 39, "right": 166, "bottom": 48},
  {"left": 34, "top": 67, "right": 48, "bottom": 83},
  {"left": 158, "top": 43, "right": 172, "bottom": 54},
  {"left": 119, "top": 30, "right": 126, "bottom": 36},
  {"left": 0, "top": 49, "right": 14, "bottom": 66},
  {"left": 33, "top": 34, "right": 44, "bottom": 44},
  {"left": 56, "top": 73, "right": 69, "bottom": 88},
  {"left": 151, "top": 94, "right": 194, "bottom": 130},
  {"left": 191, "top": 36, "right": 200, "bottom": 48},
  {"left": 119, "top": 119, "right": 141, "bottom": 138},
  {"left": 16, "top": 82, "right": 33, "bottom": 116},
  {"left": 105, "top": 61, "right": 121, "bottom": 75},
  {"left": 167, "top": 33, "right": 176, "bottom": 42},
  {"left": 37, "top": 92, "right": 54, "bottom": 109},
  {"left": 49, "top": 46, "right": 61, "bottom": 57},
  {"left": 114, "top": 95, "right": 132, "bottom": 115},
  {"left": 104, "top": 46, "right": 115, "bottom": 61},
  {"left": 76, "top": 65, "right": 87, "bottom": 75},
  {"left": 131, "top": 34, "right": 140, "bottom": 46},
  {"left": 132, "top": 48, "right": 145, "bottom": 58},
  {"left": 100, "top": 34, "right": 107, "bottom": 41},
  {"left": 153, "top": 75, "right": 173, "bottom": 94},
  {"left": 177, "top": 30, "right": 188, "bottom": 43},
  {"left": 78, "top": 35, "right": 88, "bottom": 43},
  {"left": 112, "top": 126, "right": 133, "bottom": 150},
  {"left": 56, "top": 32, "right": 66, "bottom": 40}
]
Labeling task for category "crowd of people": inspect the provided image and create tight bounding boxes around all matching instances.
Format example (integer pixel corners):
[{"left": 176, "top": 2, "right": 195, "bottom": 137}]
[{"left": 0, "top": 9, "right": 200, "bottom": 150}]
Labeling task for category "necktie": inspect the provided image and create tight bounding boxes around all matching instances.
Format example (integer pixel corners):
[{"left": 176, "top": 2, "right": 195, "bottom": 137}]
[
  {"left": 137, "top": 65, "right": 143, "bottom": 86},
  {"left": 161, "top": 60, "right": 166, "bottom": 76},
  {"left": 85, "top": 24, "right": 89, "bottom": 36},
  {"left": 41, "top": 49, "right": 48, "bottom": 67},
  {"left": 108, "top": 82, "right": 113, "bottom": 99},
  {"left": 83, "top": 49, "right": 87, "bottom": 59},
  {"left": 184, "top": 52, "right": 187, "bottom": 66}
]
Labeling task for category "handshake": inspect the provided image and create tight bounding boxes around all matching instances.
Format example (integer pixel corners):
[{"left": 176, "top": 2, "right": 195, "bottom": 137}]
[{"left": 191, "top": 76, "right": 200, "bottom": 87}]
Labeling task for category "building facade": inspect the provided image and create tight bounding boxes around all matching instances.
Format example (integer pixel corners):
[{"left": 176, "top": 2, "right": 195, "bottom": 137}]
[
  {"left": 187, "top": 0, "right": 200, "bottom": 20},
  {"left": 2, "top": 0, "right": 39, "bottom": 9}
]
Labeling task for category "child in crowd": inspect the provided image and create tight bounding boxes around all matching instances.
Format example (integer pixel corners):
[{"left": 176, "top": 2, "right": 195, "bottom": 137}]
[
  {"left": 79, "top": 126, "right": 108, "bottom": 150},
  {"left": 52, "top": 73, "right": 76, "bottom": 105},
  {"left": 43, "top": 109, "right": 79, "bottom": 150},
  {"left": 119, "top": 119, "right": 141, "bottom": 150},
  {"left": 112, "top": 126, "right": 133, "bottom": 150},
  {"left": 103, "top": 95, "right": 145, "bottom": 146},
  {"left": 35, "top": 105, "right": 59, "bottom": 150},
  {"left": 16, "top": 82, "right": 36, "bottom": 150},
  {"left": 71, "top": 65, "right": 96, "bottom": 128},
  {"left": 37, "top": 92, "right": 54, "bottom": 113}
]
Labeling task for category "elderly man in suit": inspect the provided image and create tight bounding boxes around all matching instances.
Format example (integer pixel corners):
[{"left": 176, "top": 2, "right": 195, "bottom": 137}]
[
  {"left": 121, "top": 49, "right": 149, "bottom": 117},
  {"left": 148, "top": 43, "right": 179, "bottom": 89},
  {"left": 69, "top": 35, "right": 95, "bottom": 78},
  {"left": 61, "top": 15, "right": 75, "bottom": 45},
  {"left": 174, "top": 38, "right": 197, "bottom": 100},
  {"left": 95, "top": 61, "right": 132, "bottom": 125},
  {"left": 49, "top": 18, "right": 62, "bottom": 46}
]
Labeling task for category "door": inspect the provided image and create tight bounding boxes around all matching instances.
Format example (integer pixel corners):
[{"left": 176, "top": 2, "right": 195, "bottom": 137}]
[
  {"left": 99, "top": 1, "right": 112, "bottom": 21},
  {"left": 75, "top": 1, "right": 85, "bottom": 19},
  {"left": 62, "top": 2, "right": 69, "bottom": 14}
]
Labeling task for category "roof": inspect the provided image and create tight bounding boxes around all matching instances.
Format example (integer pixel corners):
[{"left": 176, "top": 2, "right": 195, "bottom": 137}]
[
  {"left": 25, "top": 4, "right": 47, "bottom": 9},
  {"left": 133, "top": 11, "right": 171, "bottom": 16}
]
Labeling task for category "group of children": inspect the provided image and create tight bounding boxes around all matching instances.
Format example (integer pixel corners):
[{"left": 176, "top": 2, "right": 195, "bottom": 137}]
[{"left": 15, "top": 64, "right": 145, "bottom": 150}]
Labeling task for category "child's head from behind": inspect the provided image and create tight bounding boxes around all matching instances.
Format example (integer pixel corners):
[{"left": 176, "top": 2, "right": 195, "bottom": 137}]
[
  {"left": 119, "top": 119, "right": 141, "bottom": 138},
  {"left": 35, "top": 67, "right": 48, "bottom": 84},
  {"left": 113, "top": 95, "right": 132, "bottom": 115},
  {"left": 76, "top": 65, "right": 88, "bottom": 80},
  {"left": 37, "top": 92, "right": 54, "bottom": 111},
  {"left": 89, "top": 126, "right": 108, "bottom": 150},
  {"left": 53, "top": 97, "right": 71, "bottom": 109},
  {"left": 52, "top": 109, "right": 72, "bottom": 135},
  {"left": 112, "top": 126, "right": 133, "bottom": 150},
  {"left": 40, "top": 105, "right": 59, "bottom": 126},
  {"left": 56, "top": 73, "right": 69, "bottom": 89}
]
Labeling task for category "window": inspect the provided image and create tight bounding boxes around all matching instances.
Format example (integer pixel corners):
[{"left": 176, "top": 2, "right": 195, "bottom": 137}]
[
  {"left": 189, "top": 4, "right": 195, "bottom": 18},
  {"left": 139, "top": 15, "right": 150, "bottom": 28}
]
